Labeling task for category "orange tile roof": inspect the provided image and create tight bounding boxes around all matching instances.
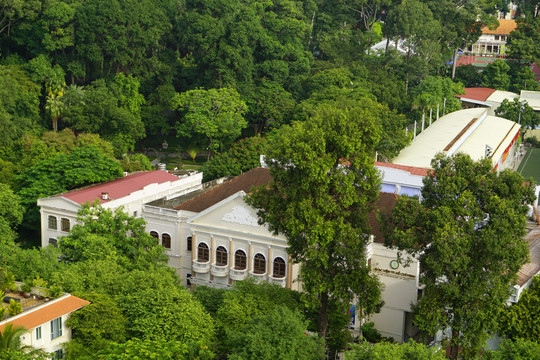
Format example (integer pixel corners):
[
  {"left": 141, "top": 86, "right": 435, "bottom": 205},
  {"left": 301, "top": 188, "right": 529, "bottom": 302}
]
[
  {"left": 481, "top": 19, "right": 517, "bottom": 35},
  {"left": 517, "top": 226, "right": 540, "bottom": 286},
  {"left": 0, "top": 295, "right": 90, "bottom": 332}
]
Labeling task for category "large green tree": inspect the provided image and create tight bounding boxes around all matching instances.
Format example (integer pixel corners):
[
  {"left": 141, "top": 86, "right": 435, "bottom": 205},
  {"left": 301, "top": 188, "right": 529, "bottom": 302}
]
[
  {"left": 62, "top": 78, "right": 145, "bottom": 156},
  {"left": 384, "top": 0, "right": 442, "bottom": 92},
  {"left": 227, "top": 306, "right": 325, "bottom": 360},
  {"left": 483, "top": 58, "right": 511, "bottom": 90},
  {"left": 507, "top": 16, "right": 540, "bottom": 64},
  {"left": 496, "top": 98, "right": 540, "bottom": 139},
  {"left": 15, "top": 145, "right": 123, "bottom": 231},
  {"left": 173, "top": 88, "right": 248, "bottom": 159},
  {"left": 383, "top": 153, "right": 535, "bottom": 359},
  {"left": 59, "top": 203, "right": 167, "bottom": 269},
  {"left": 248, "top": 102, "right": 383, "bottom": 340}
]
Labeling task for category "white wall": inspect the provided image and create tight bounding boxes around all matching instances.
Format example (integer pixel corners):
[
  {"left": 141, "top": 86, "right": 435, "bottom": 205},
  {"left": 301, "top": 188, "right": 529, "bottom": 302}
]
[{"left": 369, "top": 244, "right": 420, "bottom": 342}]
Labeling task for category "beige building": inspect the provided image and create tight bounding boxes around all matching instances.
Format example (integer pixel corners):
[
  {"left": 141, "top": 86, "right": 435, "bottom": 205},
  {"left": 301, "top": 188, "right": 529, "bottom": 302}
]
[
  {"left": 0, "top": 294, "right": 89, "bottom": 359},
  {"left": 468, "top": 19, "right": 517, "bottom": 56},
  {"left": 143, "top": 168, "right": 300, "bottom": 290},
  {"left": 37, "top": 170, "right": 202, "bottom": 248}
]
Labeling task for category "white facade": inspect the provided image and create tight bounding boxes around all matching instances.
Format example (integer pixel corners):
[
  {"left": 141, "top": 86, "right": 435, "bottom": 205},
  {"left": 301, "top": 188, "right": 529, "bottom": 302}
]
[
  {"left": 143, "top": 191, "right": 301, "bottom": 290},
  {"left": 369, "top": 244, "right": 421, "bottom": 342},
  {"left": 375, "top": 163, "right": 425, "bottom": 198},
  {"left": 37, "top": 172, "right": 203, "bottom": 247}
]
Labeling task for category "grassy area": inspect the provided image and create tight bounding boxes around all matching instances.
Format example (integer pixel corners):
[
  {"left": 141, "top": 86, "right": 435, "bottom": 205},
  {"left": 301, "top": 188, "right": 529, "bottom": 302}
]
[{"left": 517, "top": 147, "right": 540, "bottom": 183}]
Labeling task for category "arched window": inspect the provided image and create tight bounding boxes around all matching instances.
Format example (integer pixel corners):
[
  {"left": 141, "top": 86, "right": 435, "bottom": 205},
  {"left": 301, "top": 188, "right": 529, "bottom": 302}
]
[
  {"left": 187, "top": 236, "right": 193, "bottom": 251},
  {"left": 273, "top": 257, "right": 286, "bottom": 278},
  {"left": 48, "top": 216, "right": 57, "bottom": 230},
  {"left": 61, "top": 218, "right": 70, "bottom": 232},
  {"left": 198, "top": 243, "right": 209, "bottom": 262},
  {"left": 216, "top": 246, "right": 228, "bottom": 266},
  {"left": 253, "top": 253, "right": 266, "bottom": 274},
  {"left": 162, "top": 233, "right": 171, "bottom": 249},
  {"left": 150, "top": 231, "right": 159, "bottom": 239},
  {"left": 234, "top": 250, "right": 247, "bottom": 270}
]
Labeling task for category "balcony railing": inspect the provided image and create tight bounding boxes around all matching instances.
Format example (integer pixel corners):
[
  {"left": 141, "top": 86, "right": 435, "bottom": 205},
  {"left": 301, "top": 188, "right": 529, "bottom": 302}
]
[
  {"left": 268, "top": 275, "right": 286, "bottom": 287},
  {"left": 249, "top": 271, "right": 267, "bottom": 282},
  {"left": 211, "top": 264, "right": 229, "bottom": 277},
  {"left": 229, "top": 268, "right": 248, "bottom": 281},
  {"left": 192, "top": 260, "right": 210, "bottom": 274}
]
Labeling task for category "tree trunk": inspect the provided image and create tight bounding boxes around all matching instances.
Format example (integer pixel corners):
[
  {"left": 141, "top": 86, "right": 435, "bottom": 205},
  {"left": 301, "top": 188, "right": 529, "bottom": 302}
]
[
  {"left": 449, "top": 329, "right": 459, "bottom": 359},
  {"left": 451, "top": 47, "right": 459, "bottom": 80},
  {"left": 317, "top": 292, "right": 329, "bottom": 339}
]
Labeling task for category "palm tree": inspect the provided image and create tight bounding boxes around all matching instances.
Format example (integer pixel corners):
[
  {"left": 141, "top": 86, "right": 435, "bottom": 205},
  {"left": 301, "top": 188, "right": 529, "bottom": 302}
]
[
  {"left": 45, "top": 81, "right": 66, "bottom": 131},
  {"left": 0, "top": 323, "right": 26, "bottom": 350},
  {"left": 413, "top": 93, "right": 437, "bottom": 133}
]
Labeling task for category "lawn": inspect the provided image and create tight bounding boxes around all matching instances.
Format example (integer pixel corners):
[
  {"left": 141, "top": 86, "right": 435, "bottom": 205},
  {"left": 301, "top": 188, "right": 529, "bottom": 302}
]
[{"left": 517, "top": 147, "right": 540, "bottom": 183}]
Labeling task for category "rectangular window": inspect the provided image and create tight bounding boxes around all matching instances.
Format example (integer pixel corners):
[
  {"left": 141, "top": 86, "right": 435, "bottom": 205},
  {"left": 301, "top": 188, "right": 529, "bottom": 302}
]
[
  {"left": 51, "top": 317, "right": 62, "bottom": 340},
  {"left": 48, "top": 216, "right": 57, "bottom": 230},
  {"left": 36, "top": 326, "right": 42, "bottom": 340},
  {"left": 494, "top": 35, "right": 500, "bottom": 40},
  {"left": 53, "top": 349, "right": 63, "bottom": 359},
  {"left": 187, "top": 236, "right": 192, "bottom": 252},
  {"left": 60, "top": 218, "right": 70, "bottom": 232}
]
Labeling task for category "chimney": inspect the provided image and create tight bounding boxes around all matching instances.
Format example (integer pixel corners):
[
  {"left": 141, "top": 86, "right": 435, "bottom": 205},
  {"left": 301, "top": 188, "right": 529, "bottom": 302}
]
[{"left": 101, "top": 192, "right": 109, "bottom": 200}]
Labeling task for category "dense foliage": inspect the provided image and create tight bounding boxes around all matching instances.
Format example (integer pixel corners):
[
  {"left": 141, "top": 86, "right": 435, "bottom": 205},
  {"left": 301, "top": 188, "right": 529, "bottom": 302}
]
[
  {"left": 248, "top": 102, "right": 384, "bottom": 341},
  {"left": 383, "top": 153, "right": 535, "bottom": 358},
  {"left": 0, "top": 0, "right": 538, "bottom": 358}
]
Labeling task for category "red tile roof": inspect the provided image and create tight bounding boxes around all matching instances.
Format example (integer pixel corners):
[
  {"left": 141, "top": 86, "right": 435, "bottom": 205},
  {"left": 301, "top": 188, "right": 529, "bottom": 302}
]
[
  {"left": 455, "top": 87, "right": 497, "bottom": 102},
  {"left": 0, "top": 295, "right": 90, "bottom": 332},
  {"left": 517, "top": 225, "right": 540, "bottom": 286},
  {"left": 375, "top": 162, "right": 430, "bottom": 177},
  {"left": 175, "top": 168, "right": 272, "bottom": 212},
  {"left": 57, "top": 171, "right": 180, "bottom": 204},
  {"left": 481, "top": 19, "right": 517, "bottom": 35}
]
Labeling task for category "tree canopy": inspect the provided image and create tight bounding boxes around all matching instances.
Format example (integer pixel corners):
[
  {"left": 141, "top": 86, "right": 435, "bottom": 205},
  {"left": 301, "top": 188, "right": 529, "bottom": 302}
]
[
  {"left": 383, "top": 153, "right": 535, "bottom": 358},
  {"left": 174, "top": 88, "right": 248, "bottom": 158},
  {"left": 248, "top": 101, "right": 383, "bottom": 340}
]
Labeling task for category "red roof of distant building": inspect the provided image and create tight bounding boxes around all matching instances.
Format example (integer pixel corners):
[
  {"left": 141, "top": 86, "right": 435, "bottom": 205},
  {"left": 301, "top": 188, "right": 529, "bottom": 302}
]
[
  {"left": 56, "top": 171, "right": 179, "bottom": 204},
  {"left": 0, "top": 295, "right": 90, "bottom": 332},
  {"left": 375, "top": 162, "right": 430, "bottom": 177},
  {"left": 481, "top": 19, "right": 517, "bottom": 35},
  {"left": 455, "top": 87, "right": 497, "bottom": 102}
]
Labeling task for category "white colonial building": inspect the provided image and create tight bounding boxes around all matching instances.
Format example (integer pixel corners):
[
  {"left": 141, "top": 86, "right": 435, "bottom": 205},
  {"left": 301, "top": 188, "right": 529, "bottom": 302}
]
[
  {"left": 37, "top": 170, "right": 202, "bottom": 248},
  {"left": 143, "top": 168, "right": 301, "bottom": 290}
]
